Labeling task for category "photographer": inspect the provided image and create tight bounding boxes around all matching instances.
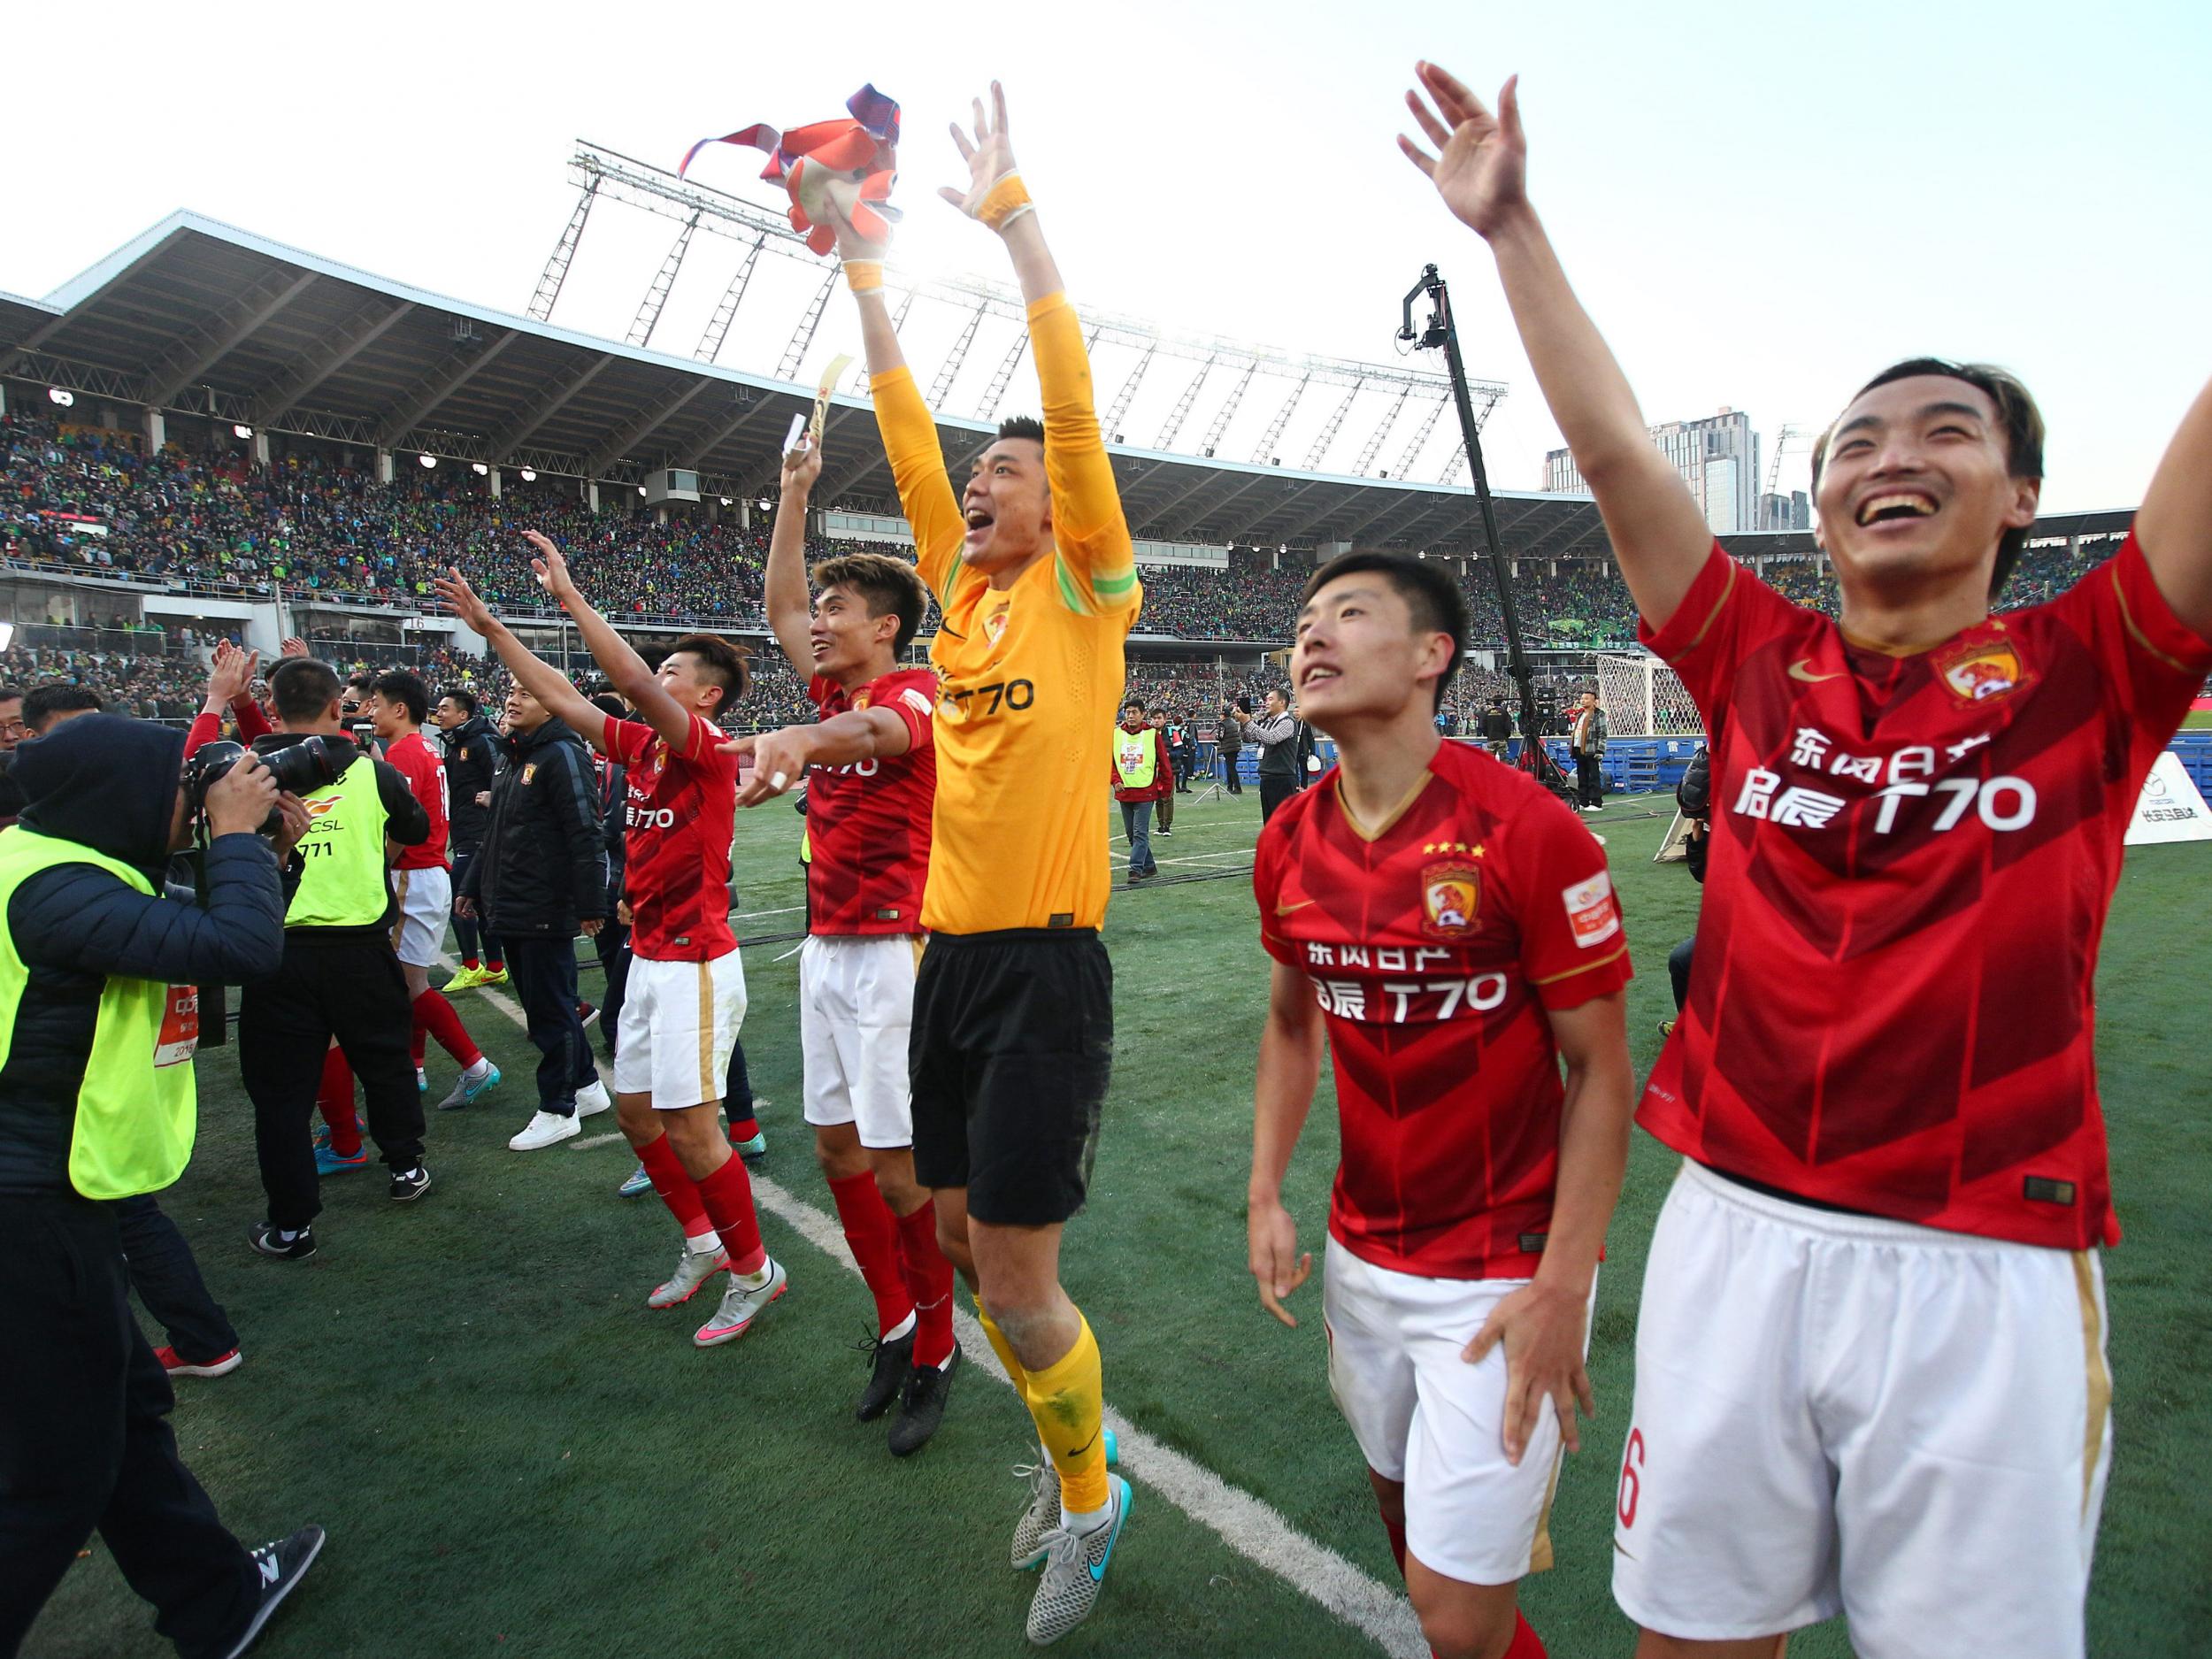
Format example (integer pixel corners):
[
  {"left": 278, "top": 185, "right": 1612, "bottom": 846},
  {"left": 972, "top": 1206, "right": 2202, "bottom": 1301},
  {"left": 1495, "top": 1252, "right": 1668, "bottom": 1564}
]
[
  {"left": 457, "top": 683, "right": 608, "bottom": 1151},
  {"left": 1227, "top": 687, "right": 1303, "bottom": 823},
  {"left": 0, "top": 716, "right": 322, "bottom": 1659},
  {"left": 239, "top": 658, "right": 433, "bottom": 1257}
]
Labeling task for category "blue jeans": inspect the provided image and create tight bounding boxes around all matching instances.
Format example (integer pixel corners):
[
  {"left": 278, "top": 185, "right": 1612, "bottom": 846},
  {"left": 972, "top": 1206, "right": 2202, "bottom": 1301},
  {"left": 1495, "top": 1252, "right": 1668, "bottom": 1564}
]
[{"left": 1119, "top": 800, "right": 1156, "bottom": 876}]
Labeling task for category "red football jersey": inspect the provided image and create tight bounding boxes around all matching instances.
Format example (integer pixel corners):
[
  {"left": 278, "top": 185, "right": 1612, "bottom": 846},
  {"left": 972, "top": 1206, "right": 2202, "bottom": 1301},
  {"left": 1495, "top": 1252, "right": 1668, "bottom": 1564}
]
[
  {"left": 383, "top": 730, "right": 449, "bottom": 871},
  {"left": 1640, "top": 533, "right": 2212, "bottom": 1248},
  {"left": 806, "top": 668, "right": 936, "bottom": 935},
  {"left": 1256, "top": 740, "right": 1632, "bottom": 1280},
  {"left": 603, "top": 711, "right": 738, "bottom": 963}
]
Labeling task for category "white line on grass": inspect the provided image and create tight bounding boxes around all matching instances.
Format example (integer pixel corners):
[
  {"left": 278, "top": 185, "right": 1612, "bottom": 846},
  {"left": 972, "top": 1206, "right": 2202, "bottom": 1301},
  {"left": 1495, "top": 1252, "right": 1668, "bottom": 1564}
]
[{"left": 443, "top": 952, "right": 1425, "bottom": 1657}]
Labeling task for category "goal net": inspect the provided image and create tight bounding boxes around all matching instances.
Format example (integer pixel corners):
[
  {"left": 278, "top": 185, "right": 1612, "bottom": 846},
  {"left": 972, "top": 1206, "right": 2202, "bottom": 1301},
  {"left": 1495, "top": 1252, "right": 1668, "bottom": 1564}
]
[{"left": 1594, "top": 651, "right": 1704, "bottom": 738}]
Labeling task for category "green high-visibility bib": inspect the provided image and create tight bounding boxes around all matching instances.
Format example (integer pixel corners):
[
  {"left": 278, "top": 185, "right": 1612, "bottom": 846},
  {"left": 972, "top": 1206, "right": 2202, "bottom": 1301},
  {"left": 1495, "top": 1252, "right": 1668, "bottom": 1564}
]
[
  {"left": 0, "top": 826, "right": 199, "bottom": 1199},
  {"left": 285, "top": 755, "right": 392, "bottom": 928},
  {"left": 1112, "top": 731, "right": 1157, "bottom": 790}
]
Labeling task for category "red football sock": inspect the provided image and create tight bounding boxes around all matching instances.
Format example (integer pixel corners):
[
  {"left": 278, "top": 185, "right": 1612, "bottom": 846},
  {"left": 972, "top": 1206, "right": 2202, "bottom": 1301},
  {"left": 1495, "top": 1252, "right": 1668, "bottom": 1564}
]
[
  {"left": 318, "top": 1048, "right": 361, "bottom": 1158},
  {"left": 695, "top": 1153, "right": 766, "bottom": 1277},
  {"left": 1503, "top": 1611, "right": 1548, "bottom": 1659},
  {"left": 827, "top": 1171, "right": 911, "bottom": 1339},
  {"left": 895, "top": 1197, "right": 957, "bottom": 1369},
  {"left": 460, "top": 955, "right": 480, "bottom": 972},
  {"left": 638, "top": 1133, "right": 710, "bottom": 1239},
  {"left": 1379, "top": 1511, "right": 1408, "bottom": 1578},
  {"left": 411, "top": 1025, "right": 426, "bottom": 1069},
  {"left": 411, "top": 990, "right": 483, "bottom": 1069},
  {"left": 727, "top": 1112, "right": 760, "bottom": 1143}
]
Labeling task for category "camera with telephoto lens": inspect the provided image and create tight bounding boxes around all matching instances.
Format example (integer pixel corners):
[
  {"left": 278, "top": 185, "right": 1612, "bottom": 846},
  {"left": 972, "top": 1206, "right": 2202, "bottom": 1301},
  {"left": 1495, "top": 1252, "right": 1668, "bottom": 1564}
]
[{"left": 182, "top": 735, "right": 351, "bottom": 834}]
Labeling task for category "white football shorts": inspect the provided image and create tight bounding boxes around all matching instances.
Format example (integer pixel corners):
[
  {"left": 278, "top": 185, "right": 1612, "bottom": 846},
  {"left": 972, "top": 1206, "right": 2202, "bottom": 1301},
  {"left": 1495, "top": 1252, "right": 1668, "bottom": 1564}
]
[
  {"left": 389, "top": 865, "right": 451, "bottom": 968},
  {"left": 798, "top": 933, "right": 922, "bottom": 1148},
  {"left": 1612, "top": 1159, "right": 2112, "bottom": 1658},
  {"left": 612, "top": 949, "right": 747, "bottom": 1110},
  {"left": 1322, "top": 1236, "right": 1589, "bottom": 1586}
]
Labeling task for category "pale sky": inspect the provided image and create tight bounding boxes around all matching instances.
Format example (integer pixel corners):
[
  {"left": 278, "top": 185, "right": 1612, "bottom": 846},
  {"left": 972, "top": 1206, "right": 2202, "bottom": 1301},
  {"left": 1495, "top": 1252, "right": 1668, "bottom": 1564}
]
[{"left": 8, "top": 0, "right": 2208, "bottom": 512}]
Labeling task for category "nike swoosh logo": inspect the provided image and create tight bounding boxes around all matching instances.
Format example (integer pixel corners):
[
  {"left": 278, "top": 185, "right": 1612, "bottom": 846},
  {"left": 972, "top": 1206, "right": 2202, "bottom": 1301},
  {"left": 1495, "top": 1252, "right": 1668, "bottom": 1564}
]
[
  {"left": 1787, "top": 658, "right": 1843, "bottom": 683},
  {"left": 1068, "top": 1428, "right": 1102, "bottom": 1459},
  {"left": 1274, "top": 899, "right": 1315, "bottom": 916}
]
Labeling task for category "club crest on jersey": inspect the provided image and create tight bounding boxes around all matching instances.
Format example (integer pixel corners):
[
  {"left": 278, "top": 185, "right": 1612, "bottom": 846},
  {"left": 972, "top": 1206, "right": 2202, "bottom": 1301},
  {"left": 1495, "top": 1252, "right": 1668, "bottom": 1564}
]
[
  {"left": 1420, "top": 859, "right": 1481, "bottom": 939},
  {"left": 521, "top": 763, "right": 536, "bottom": 784},
  {"left": 984, "top": 608, "right": 1010, "bottom": 645},
  {"left": 1934, "top": 636, "right": 2030, "bottom": 704}
]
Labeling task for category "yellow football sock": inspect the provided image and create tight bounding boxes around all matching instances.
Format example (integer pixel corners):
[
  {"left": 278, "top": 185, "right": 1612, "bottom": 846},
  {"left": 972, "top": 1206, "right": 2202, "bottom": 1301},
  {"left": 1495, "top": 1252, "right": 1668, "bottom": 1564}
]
[
  {"left": 975, "top": 1301, "right": 1029, "bottom": 1391},
  {"left": 1020, "top": 1312, "right": 1108, "bottom": 1515}
]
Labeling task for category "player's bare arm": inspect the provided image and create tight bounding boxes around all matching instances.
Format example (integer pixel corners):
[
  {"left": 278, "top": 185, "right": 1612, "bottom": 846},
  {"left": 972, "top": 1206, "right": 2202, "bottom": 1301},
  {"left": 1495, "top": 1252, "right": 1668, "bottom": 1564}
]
[
  {"left": 433, "top": 565, "right": 609, "bottom": 753},
  {"left": 1464, "top": 988, "right": 1632, "bottom": 1465},
  {"left": 2133, "top": 370, "right": 2212, "bottom": 638},
  {"left": 721, "top": 708, "right": 913, "bottom": 808},
  {"left": 826, "top": 201, "right": 909, "bottom": 380},
  {"left": 764, "top": 437, "right": 825, "bottom": 677},
  {"left": 519, "top": 529, "right": 695, "bottom": 753},
  {"left": 1248, "top": 958, "right": 1326, "bottom": 1327},
  {"left": 940, "top": 83, "right": 1064, "bottom": 306},
  {"left": 1401, "top": 62, "right": 1710, "bottom": 627}
]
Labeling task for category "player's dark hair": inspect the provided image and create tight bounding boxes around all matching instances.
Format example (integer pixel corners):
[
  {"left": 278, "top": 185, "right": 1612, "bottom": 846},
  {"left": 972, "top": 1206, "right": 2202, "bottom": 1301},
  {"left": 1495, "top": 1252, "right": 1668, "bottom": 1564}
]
[
  {"left": 0, "top": 686, "right": 24, "bottom": 706},
  {"left": 588, "top": 692, "right": 626, "bottom": 721},
  {"left": 811, "top": 552, "right": 931, "bottom": 654},
  {"left": 996, "top": 415, "right": 1046, "bottom": 448},
  {"left": 371, "top": 670, "right": 429, "bottom": 726},
  {"left": 269, "top": 657, "right": 342, "bottom": 724},
  {"left": 439, "top": 687, "right": 479, "bottom": 717},
  {"left": 1300, "top": 551, "right": 1467, "bottom": 713},
  {"left": 22, "top": 683, "right": 102, "bottom": 733},
  {"left": 1811, "top": 357, "right": 2046, "bottom": 599},
  {"left": 665, "top": 633, "right": 749, "bottom": 714}
]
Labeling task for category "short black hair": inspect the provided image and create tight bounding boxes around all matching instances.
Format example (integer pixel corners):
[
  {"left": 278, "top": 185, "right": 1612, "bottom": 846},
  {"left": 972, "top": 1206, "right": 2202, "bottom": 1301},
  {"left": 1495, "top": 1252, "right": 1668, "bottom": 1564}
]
[
  {"left": 811, "top": 551, "right": 932, "bottom": 654},
  {"left": 1122, "top": 698, "right": 1147, "bottom": 717},
  {"left": 996, "top": 415, "right": 1045, "bottom": 447},
  {"left": 664, "top": 633, "right": 749, "bottom": 714},
  {"left": 1811, "top": 357, "right": 2046, "bottom": 598},
  {"left": 270, "top": 657, "right": 342, "bottom": 723},
  {"left": 371, "top": 670, "right": 429, "bottom": 726},
  {"left": 22, "top": 683, "right": 102, "bottom": 733},
  {"left": 1299, "top": 551, "right": 1468, "bottom": 713},
  {"left": 0, "top": 686, "right": 24, "bottom": 706},
  {"left": 588, "top": 692, "right": 626, "bottom": 722},
  {"left": 438, "top": 687, "right": 479, "bottom": 717}
]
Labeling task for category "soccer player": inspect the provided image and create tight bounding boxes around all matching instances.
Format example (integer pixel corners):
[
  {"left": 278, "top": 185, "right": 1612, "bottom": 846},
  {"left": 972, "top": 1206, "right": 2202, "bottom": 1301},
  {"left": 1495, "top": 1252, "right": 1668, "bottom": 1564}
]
[
  {"left": 434, "top": 551, "right": 787, "bottom": 1348},
  {"left": 1400, "top": 60, "right": 2212, "bottom": 1659},
  {"left": 365, "top": 671, "right": 501, "bottom": 1112},
  {"left": 722, "top": 432, "right": 958, "bottom": 1455},
  {"left": 1247, "top": 552, "right": 1634, "bottom": 1659},
  {"left": 832, "top": 83, "right": 1137, "bottom": 1643}
]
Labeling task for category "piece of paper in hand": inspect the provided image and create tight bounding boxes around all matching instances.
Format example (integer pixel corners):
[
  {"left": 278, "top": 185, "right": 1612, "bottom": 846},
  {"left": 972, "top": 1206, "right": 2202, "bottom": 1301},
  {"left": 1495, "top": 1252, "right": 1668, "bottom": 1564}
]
[
  {"left": 782, "top": 413, "right": 809, "bottom": 460},
  {"left": 810, "top": 354, "right": 854, "bottom": 449}
]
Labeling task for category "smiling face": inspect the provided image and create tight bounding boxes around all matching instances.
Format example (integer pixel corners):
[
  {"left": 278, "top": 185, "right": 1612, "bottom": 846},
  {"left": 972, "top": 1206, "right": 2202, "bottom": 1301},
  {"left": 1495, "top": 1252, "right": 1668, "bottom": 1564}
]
[
  {"left": 658, "top": 650, "right": 727, "bottom": 717},
  {"left": 504, "top": 684, "right": 549, "bottom": 733},
  {"left": 960, "top": 437, "right": 1051, "bottom": 576},
  {"left": 433, "top": 695, "right": 470, "bottom": 731},
  {"left": 810, "top": 583, "right": 898, "bottom": 681},
  {"left": 1293, "top": 574, "right": 1454, "bottom": 733},
  {"left": 1814, "top": 374, "right": 2040, "bottom": 604}
]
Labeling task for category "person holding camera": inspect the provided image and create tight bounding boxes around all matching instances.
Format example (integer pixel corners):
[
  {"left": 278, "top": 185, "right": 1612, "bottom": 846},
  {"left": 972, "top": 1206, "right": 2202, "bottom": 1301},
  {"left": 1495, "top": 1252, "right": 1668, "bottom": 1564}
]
[
  {"left": 0, "top": 715, "right": 324, "bottom": 1659},
  {"left": 1229, "top": 687, "right": 1304, "bottom": 824},
  {"left": 237, "top": 658, "right": 433, "bottom": 1257},
  {"left": 457, "top": 682, "right": 610, "bottom": 1151}
]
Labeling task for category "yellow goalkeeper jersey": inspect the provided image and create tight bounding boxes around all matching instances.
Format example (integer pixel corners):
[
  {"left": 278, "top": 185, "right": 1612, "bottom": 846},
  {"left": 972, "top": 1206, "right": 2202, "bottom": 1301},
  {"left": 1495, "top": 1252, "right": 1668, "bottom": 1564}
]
[{"left": 872, "top": 290, "right": 1141, "bottom": 934}]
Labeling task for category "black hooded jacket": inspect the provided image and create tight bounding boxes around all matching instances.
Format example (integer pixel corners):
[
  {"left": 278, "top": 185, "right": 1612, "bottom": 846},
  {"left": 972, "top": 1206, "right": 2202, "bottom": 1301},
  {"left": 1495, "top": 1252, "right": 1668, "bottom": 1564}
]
[
  {"left": 458, "top": 717, "right": 606, "bottom": 939},
  {"left": 441, "top": 711, "right": 501, "bottom": 852},
  {"left": 0, "top": 715, "right": 285, "bottom": 1195}
]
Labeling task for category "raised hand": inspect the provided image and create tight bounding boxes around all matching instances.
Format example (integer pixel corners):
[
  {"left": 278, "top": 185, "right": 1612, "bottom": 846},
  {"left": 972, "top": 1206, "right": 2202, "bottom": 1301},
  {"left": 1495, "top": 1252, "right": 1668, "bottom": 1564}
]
[
  {"left": 824, "top": 197, "right": 889, "bottom": 265},
  {"left": 1399, "top": 63, "right": 1529, "bottom": 241},
  {"left": 280, "top": 636, "right": 309, "bottom": 659},
  {"left": 938, "top": 81, "right": 1018, "bottom": 220},
  {"left": 521, "top": 529, "right": 579, "bottom": 603},
  {"left": 781, "top": 433, "right": 825, "bottom": 498},
  {"left": 206, "top": 640, "right": 258, "bottom": 708},
  {"left": 433, "top": 566, "right": 495, "bottom": 635}
]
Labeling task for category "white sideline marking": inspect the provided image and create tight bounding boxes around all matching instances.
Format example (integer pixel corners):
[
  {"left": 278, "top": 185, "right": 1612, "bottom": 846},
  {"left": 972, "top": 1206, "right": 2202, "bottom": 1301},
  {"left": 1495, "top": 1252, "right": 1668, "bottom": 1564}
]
[
  {"left": 571, "top": 1132, "right": 627, "bottom": 1151},
  {"left": 443, "top": 951, "right": 1425, "bottom": 1657}
]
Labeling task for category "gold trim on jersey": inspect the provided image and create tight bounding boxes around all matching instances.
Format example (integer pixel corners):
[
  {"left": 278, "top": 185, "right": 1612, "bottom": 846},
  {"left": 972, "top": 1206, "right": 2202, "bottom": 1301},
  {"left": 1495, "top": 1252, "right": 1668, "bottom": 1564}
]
[
  {"left": 695, "top": 963, "right": 716, "bottom": 1107},
  {"left": 389, "top": 869, "right": 410, "bottom": 954},
  {"left": 1531, "top": 942, "right": 1631, "bottom": 987},
  {"left": 2109, "top": 563, "right": 2194, "bottom": 676},
  {"left": 2071, "top": 1250, "right": 2111, "bottom": 1521},
  {"left": 1527, "top": 1442, "right": 1566, "bottom": 1575},
  {"left": 1659, "top": 557, "right": 1738, "bottom": 663},
  {"left": 1333, "top": 772, "right": 1433, "bottom": 843}
]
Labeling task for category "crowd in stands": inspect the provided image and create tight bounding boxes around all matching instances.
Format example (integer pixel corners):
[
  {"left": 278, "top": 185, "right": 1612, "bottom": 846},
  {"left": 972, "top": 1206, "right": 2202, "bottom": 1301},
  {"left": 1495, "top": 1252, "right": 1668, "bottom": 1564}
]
[{"left": 2, "top": 412, "right": 2145, "bottom": 688}]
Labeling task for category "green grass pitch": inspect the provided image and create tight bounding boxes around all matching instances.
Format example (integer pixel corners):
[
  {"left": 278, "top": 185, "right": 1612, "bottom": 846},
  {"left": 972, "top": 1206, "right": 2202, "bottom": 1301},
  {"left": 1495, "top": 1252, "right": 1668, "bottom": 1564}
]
[{"left": 31, "top": 787, "right": 2212, "bottom": 1657}]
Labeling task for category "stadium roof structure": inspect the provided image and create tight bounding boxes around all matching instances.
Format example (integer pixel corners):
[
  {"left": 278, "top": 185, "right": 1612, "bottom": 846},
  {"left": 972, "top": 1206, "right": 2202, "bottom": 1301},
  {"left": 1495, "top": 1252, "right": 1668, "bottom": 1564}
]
[{"left": 0, "top": 205, "right": 1636, "bottom": 562}]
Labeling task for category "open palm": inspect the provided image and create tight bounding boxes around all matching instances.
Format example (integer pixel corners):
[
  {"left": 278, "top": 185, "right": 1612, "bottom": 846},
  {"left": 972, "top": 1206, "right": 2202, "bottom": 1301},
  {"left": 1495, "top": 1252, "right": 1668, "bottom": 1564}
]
[
  {"left": 1399, "top": 63, "right": 1527, "bottom": 241},
  {"left": 939, "top": 82, "right": 1018, "bottom": 219}
]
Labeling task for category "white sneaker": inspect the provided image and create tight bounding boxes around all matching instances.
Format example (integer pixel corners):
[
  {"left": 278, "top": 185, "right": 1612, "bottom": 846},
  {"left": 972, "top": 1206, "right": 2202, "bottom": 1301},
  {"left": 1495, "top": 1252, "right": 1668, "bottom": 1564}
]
[
  {"left": 694, "top": 1256, "right": 788, "bottom": 1347},
  {"left": 575, "top": 1079, "right": 611, "bottom": 1118},
  {"left": 508, "top": 1110, "right": 581, "bottom": 1151},
  {"left": 649, "top": 1244, "right": 728, "bottom": 1308}
]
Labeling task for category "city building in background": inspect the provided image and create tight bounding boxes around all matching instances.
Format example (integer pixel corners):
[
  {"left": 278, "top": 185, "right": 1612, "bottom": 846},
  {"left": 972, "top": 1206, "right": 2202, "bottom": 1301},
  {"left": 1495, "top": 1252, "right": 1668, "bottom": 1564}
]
[
  {"left": 1545, "top": 407, "right": 1762, "bottom": 534},
  {"left": 1758, "top": 490, "right": 1812, "bottom": 531}
]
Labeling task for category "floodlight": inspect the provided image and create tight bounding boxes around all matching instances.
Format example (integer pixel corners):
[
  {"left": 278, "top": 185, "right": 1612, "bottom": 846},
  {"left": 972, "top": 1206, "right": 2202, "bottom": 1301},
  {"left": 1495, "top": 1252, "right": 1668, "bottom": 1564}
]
[
  {"left": 47, "top": 387, "right": 73, "bottom": 408},
  {"left": 233, "top": 424, "right": 254, "bottom": 440},
  {"left": 519, "top": 468, "right": 537, "bottom": 482},
  {"left": 472, "top": 463, "right": 488, "bottom": 477},
  {"left": 419, "top": 454, "right": 438, "bottom": 469},
  {"left": 720, "top": 497, "right": 732, "bottom": 506}
]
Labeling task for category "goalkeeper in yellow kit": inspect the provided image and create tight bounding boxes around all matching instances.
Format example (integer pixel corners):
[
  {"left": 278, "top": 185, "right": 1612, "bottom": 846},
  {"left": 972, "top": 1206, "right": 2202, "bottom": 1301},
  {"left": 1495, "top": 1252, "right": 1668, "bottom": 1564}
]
[{"left": 830, "top": 83, "right": 1139, "bottom": 1646}]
